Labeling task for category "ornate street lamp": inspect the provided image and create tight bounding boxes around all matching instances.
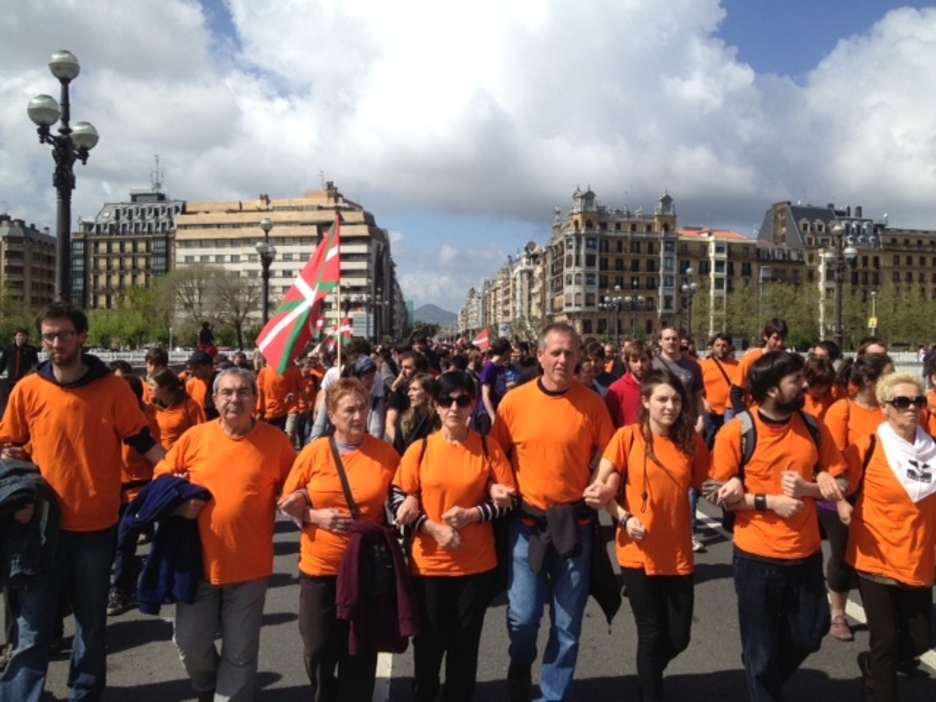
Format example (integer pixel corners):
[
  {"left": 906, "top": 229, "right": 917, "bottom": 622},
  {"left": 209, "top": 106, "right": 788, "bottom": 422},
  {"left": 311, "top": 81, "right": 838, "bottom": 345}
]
[
  {"left": 255, "top": 218, "right": 276, "bottom": 324},
  {"left": 869, "top": 290, "right": 878, "bottom": 335},
  {"left": 828, "top": 222, "right": 859, "bottom": 349},
  {"left": 599, "top": 285, "right": 623, "bottom": 341},
  {"left": 681, "top": 267, "right": 699, "bottom": 340},
  {"left": 28, "top": 50, "right": 99, "bottom": 303},
  {"left": 624, "top": 292, "right": 645, "bottom": 339}
]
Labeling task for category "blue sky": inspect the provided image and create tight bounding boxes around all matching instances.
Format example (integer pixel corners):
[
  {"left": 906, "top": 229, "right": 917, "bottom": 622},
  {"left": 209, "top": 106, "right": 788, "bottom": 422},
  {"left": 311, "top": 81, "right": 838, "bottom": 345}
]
[{"left": 3, "top": 1, "right": 936, "bottom": 314}]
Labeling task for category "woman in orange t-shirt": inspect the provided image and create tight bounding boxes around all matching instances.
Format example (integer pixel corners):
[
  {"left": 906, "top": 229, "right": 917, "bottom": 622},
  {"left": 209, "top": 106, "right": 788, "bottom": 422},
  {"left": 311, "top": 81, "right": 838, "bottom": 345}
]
[
  {"left": 149, "top": 368, "right": 206, "bottom": 449},
  {"left": 822, "top": 352, "right": 893, "bottom": 643},
  {"left": 391, "top": 370, "right": 516, "bottom": 702},
  {"left": 584, "top": 368, "right": 710, "bottom": 702},
  {"left": 277, "top": 378, "right": 400, "bottom": 702},
  {"left": 841, "top": 373, "right": 936, "bottom": 702}
]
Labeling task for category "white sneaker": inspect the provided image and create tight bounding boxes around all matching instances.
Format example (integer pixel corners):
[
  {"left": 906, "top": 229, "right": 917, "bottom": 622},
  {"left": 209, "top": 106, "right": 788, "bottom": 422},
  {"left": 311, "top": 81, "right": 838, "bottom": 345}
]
[{"left": 692, "top": 537, "right": 706, "bottom": 553}]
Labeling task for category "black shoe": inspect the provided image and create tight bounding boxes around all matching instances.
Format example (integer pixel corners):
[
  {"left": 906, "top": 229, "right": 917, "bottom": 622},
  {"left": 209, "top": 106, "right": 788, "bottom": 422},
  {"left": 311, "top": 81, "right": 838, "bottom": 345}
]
[
  {"left": 507, "top": 661, "right": 531, "bottom": 702},
  {"left": 897, "top": 657, "right": 926, "bottom": 677}
]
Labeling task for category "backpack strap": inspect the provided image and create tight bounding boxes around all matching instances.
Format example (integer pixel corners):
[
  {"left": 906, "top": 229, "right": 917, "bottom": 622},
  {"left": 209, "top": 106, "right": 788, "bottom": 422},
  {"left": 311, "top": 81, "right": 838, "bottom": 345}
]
[{"left": 737, "top": 410, "right": 756, "bottom": 481}]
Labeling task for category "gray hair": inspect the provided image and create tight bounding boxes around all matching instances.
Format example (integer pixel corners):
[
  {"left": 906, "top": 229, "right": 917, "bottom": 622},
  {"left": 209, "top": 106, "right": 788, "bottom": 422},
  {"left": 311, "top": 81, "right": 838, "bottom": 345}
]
[
  {"left": 537, "top": 322, "right": 578, "bottom": 352},
  {"left": 213, "top": 366, "right": 258, "bottom": 397}
]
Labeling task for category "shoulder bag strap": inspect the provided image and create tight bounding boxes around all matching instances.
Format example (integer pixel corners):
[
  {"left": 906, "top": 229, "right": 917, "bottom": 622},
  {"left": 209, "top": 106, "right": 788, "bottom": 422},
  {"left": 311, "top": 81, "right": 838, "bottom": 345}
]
[
  {"left": 712, "top": 357, "right": 733, "bottom": 387},
  {"left": 329, "top": 436, "right": 360, "bottom": 521}
]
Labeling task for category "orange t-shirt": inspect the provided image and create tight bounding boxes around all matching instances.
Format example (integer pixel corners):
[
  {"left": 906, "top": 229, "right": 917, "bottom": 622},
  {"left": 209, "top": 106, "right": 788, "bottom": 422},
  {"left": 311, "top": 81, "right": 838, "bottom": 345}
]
[
  {"left": 121, "top": 404, "right": 162, "bottom": 504},
  {"left": 154, "top": 397, "right": 206, "bottom": 450},
  {"left": 258, "top": 366, "right": 303, "bottom": 419},
  {"left": 493, "top": 380, "right": 614, "bottom": 511},
  {"left": 394, "top": 432, "right": 517, "bottom": 577},
  {"left": 185, "top": 376, "right": 213, "bottom": 415},
  {"left": 701, "top": 357, "right": 738, "bottom": 415},
  {"left": 711, "top": 410, "right": 847, "bottom": 560},
  {"left": 282, "top": 435, "right": 399, "bottom": 577},
  {"left": 803, "top": 391, "right": 834, "bottom": 422},
  {"left": 733, "top": 348, "right": 766, "bottom": 406},
  {"left": 845, "top": 434, "right": 936, "bottom": 588},
  {"left": 824, "top": 398, "right": 885, "bottom": 452},
  {"left": 0, "top": 371, "right": 150, "bottom": 531},
  {"left": 154, "top": 420, "right": 296, "bottom": 585},
  {"left": 602, "top": 426, "right": 709, "bottom": 575}
]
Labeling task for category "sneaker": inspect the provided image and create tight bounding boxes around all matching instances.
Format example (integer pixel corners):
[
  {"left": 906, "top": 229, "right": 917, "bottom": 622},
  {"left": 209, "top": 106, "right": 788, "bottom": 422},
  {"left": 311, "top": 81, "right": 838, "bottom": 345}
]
[
  {"left": 107, "top": 592, "right": 131, "bottom": 617},
  {"left": 829, "top": 614, "right": 854, "bottom": 641},
  {"left": 507, "top": 661, "right": 532, "bottom": 702},
  {"left": 691, "top": 537, "right": 707, "bottom": 553}
]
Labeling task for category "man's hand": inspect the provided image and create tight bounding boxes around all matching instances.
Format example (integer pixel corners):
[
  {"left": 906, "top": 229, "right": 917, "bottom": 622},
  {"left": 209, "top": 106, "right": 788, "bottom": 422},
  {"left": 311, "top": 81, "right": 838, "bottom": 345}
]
[
  {"left": 425, "top": 521, "right": 463, "bottom": 551},
  {"left": 309, "top": 508, "right": 352, "bottom": 535},
  {"left": 442, "top": 506, "right": 480, "bottom": 530},
  {"left": 817, "top": 472, "right": 845, "bottom": 502},
  {"left": 770, "top": 495, "right": 805, "bottom": 518},
  {"left": 583, "top": 482, "right": 616, "bottom": 510},
  {"left": 175, "top": 498, "right": 207, "bottom": 520},
  {"left": 277, "top": 492, "right": 308, "bottom": 528},
  {"left": 13, "top": 503, "right": 35, "bottom": 524},
  {"left": 623, "top": 515, "right": 647, "bottom": 541},
  {"left": 837, "top": 500, "right": 853, "bottom": 525},
  {"left": 489, "top": 483, "right": 515, "bottom": 509},
  {"left": 395, "top": 494, "right": 420, "bottom": 526},
  {"left": 717, "top": 477, "right": 744, "bottom": 507}
]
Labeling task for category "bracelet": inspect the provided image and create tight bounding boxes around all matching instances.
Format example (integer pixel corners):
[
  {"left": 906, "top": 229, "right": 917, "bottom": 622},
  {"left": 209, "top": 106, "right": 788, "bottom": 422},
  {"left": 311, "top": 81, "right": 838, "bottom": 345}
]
[
  {"left": 620, "top": 512, "right": 634, "bottom": 530},
  {"left": 754, "top": 494, "right": 768, "bottom": 511}
]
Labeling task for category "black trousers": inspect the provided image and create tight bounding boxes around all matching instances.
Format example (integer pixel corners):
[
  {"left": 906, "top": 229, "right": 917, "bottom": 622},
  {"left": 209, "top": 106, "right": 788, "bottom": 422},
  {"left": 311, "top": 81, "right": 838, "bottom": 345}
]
[
  {"left": 620, "top": 567, "right": 694, "bottom": 702},
  {"left": 817, "top": 507, "right": 858, "bottom": 592},
  {"left": 298, "top": 574, "right": 378, "bottom": 702},
  {"left": 411, "top": 569, "right": 496, "bottom": 702},
  {"left": 858, "top": 576, "right": 932, "bottom": 702}
]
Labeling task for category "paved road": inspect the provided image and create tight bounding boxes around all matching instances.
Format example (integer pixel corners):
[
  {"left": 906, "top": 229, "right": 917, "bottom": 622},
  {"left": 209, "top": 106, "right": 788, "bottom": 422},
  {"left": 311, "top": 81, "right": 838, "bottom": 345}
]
[{"left": 44, "top": 505, "right": 936, "bottom": 701}]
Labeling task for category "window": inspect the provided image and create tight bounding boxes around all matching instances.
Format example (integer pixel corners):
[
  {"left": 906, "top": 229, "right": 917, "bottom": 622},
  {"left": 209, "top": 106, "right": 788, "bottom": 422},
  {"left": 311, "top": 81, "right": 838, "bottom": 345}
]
[
  {"left": 631, "top": 259, "right": 640, "bottom": 272},
  {"left": 664, "top": 241, "right": 675, "bottom": 253},
  {"left": 230, "top": 254, "right": 240, "bottom": 263},
  {"left": 582, "top": 320, "right": 592, "bottom": 334},
  {"left": 585, "top": 254, "right": 596, "bottom": 267},
  {"left": 216, "top": 255, "right": 226, "bottom": 264},
  {"left": 599, "top": 239, "right": 609, "bottom": 252},
  {"left": 663, "top": 258, "right": 674, "bottom": 271},
  {"left": 599, "top": 275, "right": 608, "bottom": 288},
  {"left": 630, "top": 241, "right": 641, "bottom": 254},
  {"left": 715, "top": 261, "right": 726, "bottom": 273},
  {"left": 586, "top": 238, "right": 597, "bottom": 250},
  {"left": 585, "top": 273, "right": 596, "bottom": 286},
  {"left": 599, "top": 258, "right": 608, "bottom": 270},
  {"left": 615, "top": 259, "right": 624, "bottom": 271},
  {"left": 663, "top": 275, "right": 674, "bottom": 288},
  {"left": 184, "top": 255, "right": 194, "bottom": 263}
]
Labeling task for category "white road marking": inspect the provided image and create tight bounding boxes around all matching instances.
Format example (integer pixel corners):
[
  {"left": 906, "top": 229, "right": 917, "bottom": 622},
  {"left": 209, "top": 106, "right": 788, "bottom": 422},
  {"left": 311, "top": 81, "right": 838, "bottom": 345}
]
[{"left": 374, "top": 651, "right": 393, "bottom": 702}]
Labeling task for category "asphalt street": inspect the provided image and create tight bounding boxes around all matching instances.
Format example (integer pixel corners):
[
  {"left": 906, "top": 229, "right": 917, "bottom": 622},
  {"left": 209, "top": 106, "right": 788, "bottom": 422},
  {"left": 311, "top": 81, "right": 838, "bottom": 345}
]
[{"left": 43, "top": 503, "right": 936, "bottom": 701}]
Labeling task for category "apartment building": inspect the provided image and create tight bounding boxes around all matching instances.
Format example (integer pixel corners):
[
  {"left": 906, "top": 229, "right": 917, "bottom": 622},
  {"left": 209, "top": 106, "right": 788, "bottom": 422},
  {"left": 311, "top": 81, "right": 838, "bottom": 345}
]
[{"left": 0, "top": 214, "right": 56, "bottom": 308}]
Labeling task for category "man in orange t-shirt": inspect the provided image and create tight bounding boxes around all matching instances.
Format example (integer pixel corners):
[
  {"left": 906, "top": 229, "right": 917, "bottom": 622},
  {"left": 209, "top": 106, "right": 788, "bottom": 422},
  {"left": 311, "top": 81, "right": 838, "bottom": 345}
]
[
  {"left": 185, "top": 350, "right": 218, "bottom": 420},
  {"left": 493, "top": 323, "right": 614, "bottom": 702},
  {"left": 711, "top": 350, "right": 848, "bottom": 702},
  {"left": 728, "top": 318, "right": 788, "bottom": 416},
  {"left": 0, "top": 302, "right": 165, "bottom": 702},
  {"left": 156, "top": 367, "right": 295, "bottom": 702},
  {"left": 700, "top": 333, "right": 738, "bottom": 448}
]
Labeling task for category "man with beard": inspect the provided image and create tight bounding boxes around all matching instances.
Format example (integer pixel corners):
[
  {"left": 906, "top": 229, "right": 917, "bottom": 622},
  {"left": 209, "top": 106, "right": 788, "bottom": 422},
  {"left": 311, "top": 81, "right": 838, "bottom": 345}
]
[
  {"left": 0, "top": 302, "right": 165, "bottom": 701},
  {"left": 711, "top": 351, "right": 849, "bottom": 702},
  {"left": 603, "top": 341, "right": 652, "bottom": 428}
]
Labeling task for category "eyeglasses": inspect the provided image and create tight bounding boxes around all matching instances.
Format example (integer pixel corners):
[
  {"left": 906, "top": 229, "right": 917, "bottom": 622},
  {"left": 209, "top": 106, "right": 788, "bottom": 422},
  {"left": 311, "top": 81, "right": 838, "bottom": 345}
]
[
  {"left": 439, "top": 394, "right": 473, "bottom": 409},
  {"left": 41, "top": 331, "right": 78, "bottom": 344},
  {"left": 884, "top": 396, "right": 927, "bottom": 410},
  {"left": 216, "top": 388, "right": 253, "bottom": 400}
]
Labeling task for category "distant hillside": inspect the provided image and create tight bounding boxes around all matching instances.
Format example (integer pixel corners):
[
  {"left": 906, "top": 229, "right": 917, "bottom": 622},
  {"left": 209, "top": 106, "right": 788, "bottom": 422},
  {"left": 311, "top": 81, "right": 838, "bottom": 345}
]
[{"left": 413, "top": 304, "right": 457, "bottom": 325}]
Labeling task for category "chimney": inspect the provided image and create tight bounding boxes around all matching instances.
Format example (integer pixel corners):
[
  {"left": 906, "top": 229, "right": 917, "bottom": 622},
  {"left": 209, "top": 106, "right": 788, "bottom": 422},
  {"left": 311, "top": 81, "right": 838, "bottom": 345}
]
[{"left": 855, "top": 206, "right": 863, "bottom": 218}]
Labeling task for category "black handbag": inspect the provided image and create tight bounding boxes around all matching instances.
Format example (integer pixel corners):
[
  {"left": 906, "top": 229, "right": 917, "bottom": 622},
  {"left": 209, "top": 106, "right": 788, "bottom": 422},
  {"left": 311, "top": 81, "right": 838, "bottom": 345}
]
[{"left": 328, "top": 438, "right": 395, "bottom": 597}]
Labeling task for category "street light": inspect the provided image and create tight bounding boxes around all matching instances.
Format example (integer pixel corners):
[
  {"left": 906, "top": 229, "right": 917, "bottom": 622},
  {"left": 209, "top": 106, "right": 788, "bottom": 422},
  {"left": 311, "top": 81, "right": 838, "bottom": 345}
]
[
  {"left": 624, "top": 292, "right": 645, "bottom": 339},
  {"left": 829, "top": 222, "right": 859, "bottom": 349},
  {"left": 599, "top": 285, "right": 623, "bottom": 341},
  {"left": 681, "top": 267, "right": 699, "bottom": 340},
  {"left": 28, "top": 50, "right": 99, "bottom": 303},
  {"left": 869, "top": 290, "right": 878, "bottom": 335},
  {"left": 255, "top": 218, "right": 276, "bottom": 324}
]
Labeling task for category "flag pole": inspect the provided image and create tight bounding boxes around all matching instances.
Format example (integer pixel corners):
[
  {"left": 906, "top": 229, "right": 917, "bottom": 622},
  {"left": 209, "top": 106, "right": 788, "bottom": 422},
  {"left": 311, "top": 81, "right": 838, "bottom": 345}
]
[{"left": 335, "top": 280, "right": 342, "bottom": 370}]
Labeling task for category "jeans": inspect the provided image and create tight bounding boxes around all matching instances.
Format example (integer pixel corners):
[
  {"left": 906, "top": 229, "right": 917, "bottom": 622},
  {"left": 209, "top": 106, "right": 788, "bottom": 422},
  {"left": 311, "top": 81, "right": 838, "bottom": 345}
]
[
  {"left": 174, "top": 577, "right": 269, "bottom": 702},
  {"left": 506, "top": 519, "right": 592, "bottom": 702},
  {"left": 704, "top": 412, "right": 725, "bottom": 449},
  {"left": 112, "top": 504, "right": 142, "bottom": 597},
  {"left": 0, "top": 527, "right": 117, "bottom": 702},
  {"left": 620, "top": 568, "right": 694, "bottom": 702},
  {"left": 858, "top": 575, "right": 932, "bottom": 702},
  {"left": 733, "top": 551, "right": 829, "bottom": 702}
]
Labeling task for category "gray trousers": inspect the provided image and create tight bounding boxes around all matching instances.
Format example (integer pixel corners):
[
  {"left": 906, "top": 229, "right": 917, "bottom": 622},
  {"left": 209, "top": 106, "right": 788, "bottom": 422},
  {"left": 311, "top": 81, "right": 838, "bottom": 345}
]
[{"left": 173, "top": 577, "right": 269, "bottom": 702}]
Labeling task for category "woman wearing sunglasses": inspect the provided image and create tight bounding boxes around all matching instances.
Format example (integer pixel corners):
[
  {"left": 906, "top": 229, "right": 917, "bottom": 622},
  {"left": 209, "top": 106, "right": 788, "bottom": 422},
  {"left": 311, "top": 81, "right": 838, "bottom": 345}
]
[
  {"left": 391, "top": 371, "right": 516, "bottom": 702},
  {"left": 821, "top": 352, "right": 894, "bottom": 642},
  {"left": 841, "top": 374, "right": 936, "bottom": 702},
  {"left": 584, "top": 368, "right": 709, "bottom": 702}
]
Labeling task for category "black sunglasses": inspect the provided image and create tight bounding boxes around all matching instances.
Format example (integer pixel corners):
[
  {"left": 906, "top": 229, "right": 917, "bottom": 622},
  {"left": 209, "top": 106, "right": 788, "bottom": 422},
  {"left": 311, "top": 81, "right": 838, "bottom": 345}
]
[
  {"left": 884, "top": 396, "right": 927, "bottom": 410},
  {"left": 439, "top": 394, "right": 473, "bottom": 409}
]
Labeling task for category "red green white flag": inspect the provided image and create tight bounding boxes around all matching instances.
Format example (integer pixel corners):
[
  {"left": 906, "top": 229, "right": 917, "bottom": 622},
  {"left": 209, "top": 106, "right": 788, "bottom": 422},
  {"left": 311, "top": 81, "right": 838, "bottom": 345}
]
[{"left": 256, "top": 216, "right": 341, "bottom": 373}]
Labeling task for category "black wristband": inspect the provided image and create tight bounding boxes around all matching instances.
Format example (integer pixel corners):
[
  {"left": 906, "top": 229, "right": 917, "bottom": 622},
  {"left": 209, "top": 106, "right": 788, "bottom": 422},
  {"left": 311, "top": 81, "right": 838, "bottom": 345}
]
[
  {"left": 620, "top": 512, "right": 633, "bottom": 530},
  {"left": 754, "top": 494, "right": 768, "bottom": 511}
]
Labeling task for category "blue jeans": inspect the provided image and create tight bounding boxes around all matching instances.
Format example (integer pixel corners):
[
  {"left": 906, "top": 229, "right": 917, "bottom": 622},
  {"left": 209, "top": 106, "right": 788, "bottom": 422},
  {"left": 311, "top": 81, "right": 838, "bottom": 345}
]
[
  {"left": 506, "top": 519, "right": 592, "bottom": 702},
  {"left": 733, "top": 551, "right": 829, "bottom": 702},
  {"left": 0, "top": 527, "right": 117, "bottom": 702},
  {"left": 112, "top": 505, "right": 141, "bottom": 597}
]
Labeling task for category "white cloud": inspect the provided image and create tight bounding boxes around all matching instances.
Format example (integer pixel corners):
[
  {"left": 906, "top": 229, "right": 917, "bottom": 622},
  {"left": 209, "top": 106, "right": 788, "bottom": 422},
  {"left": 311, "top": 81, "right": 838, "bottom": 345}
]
[{"left": 3, "top": 1, "right": 936, "bottom": 314}]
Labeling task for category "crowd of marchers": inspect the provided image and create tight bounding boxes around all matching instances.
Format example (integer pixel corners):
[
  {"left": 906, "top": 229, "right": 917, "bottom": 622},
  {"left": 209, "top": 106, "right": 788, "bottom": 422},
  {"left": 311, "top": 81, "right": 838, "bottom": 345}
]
[{"left": 0, "top": 305, "right": 935, "bottom": 702}]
